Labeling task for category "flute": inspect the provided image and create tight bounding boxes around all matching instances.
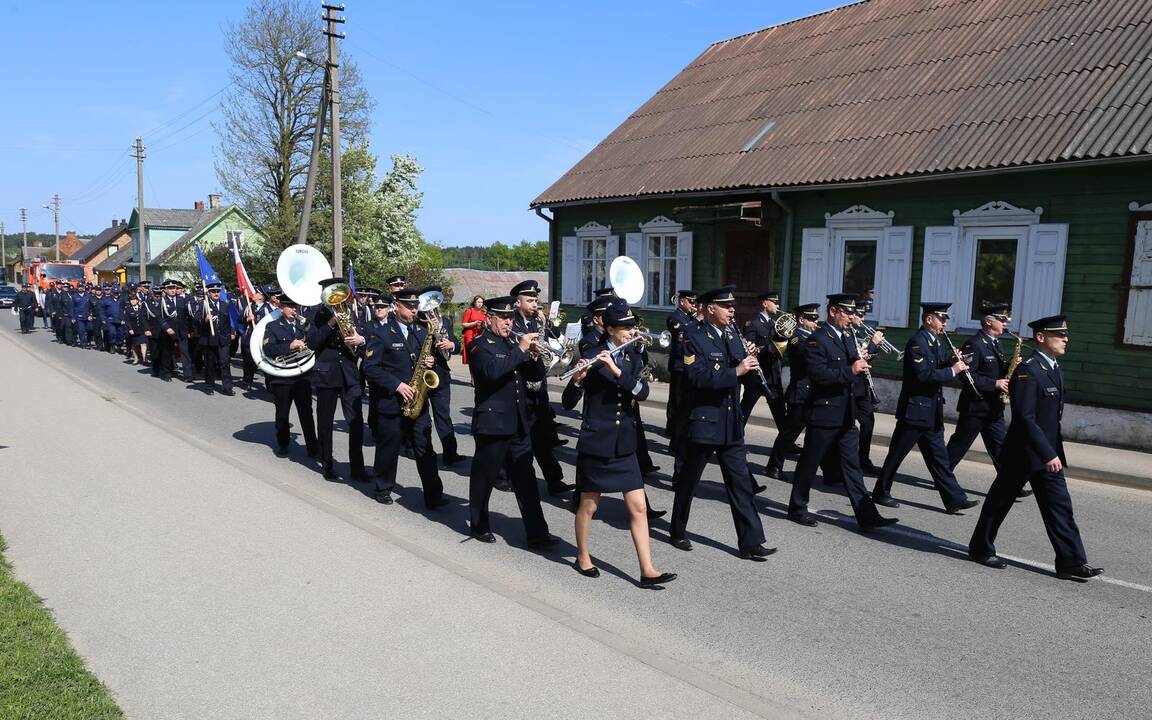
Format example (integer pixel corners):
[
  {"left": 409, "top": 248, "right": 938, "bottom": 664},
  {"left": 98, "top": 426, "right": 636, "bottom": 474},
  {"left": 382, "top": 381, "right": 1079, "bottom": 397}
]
[{"left": 558, "top": 335, "right": 645, "bottom": 382}]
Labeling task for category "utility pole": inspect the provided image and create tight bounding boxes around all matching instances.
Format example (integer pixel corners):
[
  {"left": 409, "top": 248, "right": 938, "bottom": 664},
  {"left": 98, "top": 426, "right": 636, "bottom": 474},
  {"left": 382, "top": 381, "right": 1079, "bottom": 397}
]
[
  {"left": 45, "top": 194, "right": 60, "bottom": 261},
  {"left": 1, "top": 221, "right": 6, "bottom": 284},
  {"left": 323, "top": 3, "right": 346, "bottom": 274},
  {"left": 134, "top": 137, "right": 146, "bottom": 282},
  {"left": 295, "top": 59, "right": 329, "bottom": 246},
  {"left": 20, "top": 207, "right": 27, "bottom": 249}
]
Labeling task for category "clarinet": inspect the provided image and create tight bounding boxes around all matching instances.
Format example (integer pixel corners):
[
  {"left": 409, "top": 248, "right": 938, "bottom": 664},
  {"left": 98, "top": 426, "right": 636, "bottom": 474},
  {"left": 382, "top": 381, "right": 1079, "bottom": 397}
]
[
  {"left": 941, "top": 330, "right": 980, "bottom": 394},
  {"left": 852, "top": 326, "right": 880, "bottom": 404}
]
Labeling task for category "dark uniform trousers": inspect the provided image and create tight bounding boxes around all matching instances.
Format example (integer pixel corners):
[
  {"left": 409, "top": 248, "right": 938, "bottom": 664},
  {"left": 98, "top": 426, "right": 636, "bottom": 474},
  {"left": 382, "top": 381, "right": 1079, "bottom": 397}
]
[
  {"left": 767, "top": 329, "right": 812, "bottom": 471},
  {"left": 263, "top": 315, "right": 319, "bottom": 453},
  {"left": 306, "top": 315, "right": 366, "bottom": 476},
  {"left": 512, "top": 314, "right": 566, "bottom": 489},
  {"left": 429, "top": 384, "right": 459, "bottom": 459},
  {"left": 872, "top": 328, "right": 968, "bottom": 508},
  {"left": 946, "top": 330, "right": 1009, "bottom": 471},
  {"left": 194, "top": 299, "right": 234, "bottom": 391},
  {"left": 969, "top": 354, "right": 1087, "bottom": 568},
  {"left": 363, "top": 318, "right": 443, "bottom": 506},
  {"left": 467, "top": 329, "right": 549, "bottom": 542},
  {"left": 669, "top": 323, "right": 766, "bottom": 551},
  {"left": 789, "top": 325, "right": 885, "bottom": 524}
]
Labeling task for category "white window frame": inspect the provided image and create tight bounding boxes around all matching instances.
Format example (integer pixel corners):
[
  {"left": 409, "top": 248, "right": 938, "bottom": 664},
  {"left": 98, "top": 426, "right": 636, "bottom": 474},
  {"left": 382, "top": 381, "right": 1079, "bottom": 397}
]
[
  {"left": 561, "top": 222, "right": 618, "bottom": 305},
  {"left": 225, "top": 229, "right": 244, "bottom": 252},
  {"left": 938, "top": 201, "right": 1066, "bottom": 333},
  {"left": 798, "top": 205, "right": 912, "bottom": 326},
  {"left": 625, "top": 216, "right": 693, "bottom": 310},
  {"left": 1123, "top": 201, "right": 1152, "bottom": 346}
]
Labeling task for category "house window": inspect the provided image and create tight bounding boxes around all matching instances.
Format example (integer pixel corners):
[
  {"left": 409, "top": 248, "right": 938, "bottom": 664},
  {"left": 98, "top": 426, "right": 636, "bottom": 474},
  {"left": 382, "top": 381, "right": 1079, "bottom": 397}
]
[
  {"left": 969, "top": 237, "right": 1017, "bottom": 319},
  {"left": 226, "top": 230, "right": 244, "bottom": 252},
  {"left": 106, "top": 245, "right": 117, "bottom": 257},
  {"left": 645, "top": 234, "right": 677, "bottom": 308},
  {"left": 841, "top": 238, "right": 877, "bottom": 297},
  {"left": 581, "top": 236, "right": 609, "bottom": 303}
]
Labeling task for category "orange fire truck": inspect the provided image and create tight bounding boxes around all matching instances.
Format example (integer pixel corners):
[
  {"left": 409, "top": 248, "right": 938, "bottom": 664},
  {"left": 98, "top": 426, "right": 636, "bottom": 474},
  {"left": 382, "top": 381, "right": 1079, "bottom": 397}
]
[{"left": 25, "top": 260, "right": 90, "bottom": 291}]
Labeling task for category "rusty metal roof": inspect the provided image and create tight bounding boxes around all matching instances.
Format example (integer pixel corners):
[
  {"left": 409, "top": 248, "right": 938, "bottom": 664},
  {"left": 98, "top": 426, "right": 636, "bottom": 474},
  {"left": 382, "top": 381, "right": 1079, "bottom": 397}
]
[{"left": 533, "top": 0, "right": 1152, "bottom": 207}]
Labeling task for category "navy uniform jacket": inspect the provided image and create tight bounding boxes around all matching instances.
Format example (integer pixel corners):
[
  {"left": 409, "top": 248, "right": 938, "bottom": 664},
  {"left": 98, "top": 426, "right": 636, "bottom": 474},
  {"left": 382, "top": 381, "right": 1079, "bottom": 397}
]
[
  {"left": 262, "top": 313, "right": 312, "bottom": 386},
  {"left": 141, "top": 297, "right": 163, "bottom": 334},
  {"left": 362, "top": 317, "right": 428, "bottom": 417},
  {"left": 957, "top": 329, "right": 1007, "bottom": 419},
  {"left": 1002, "top": 352, "right": 1066, "bottom": 472},
  {"left": 43, "top": 288, "right": 58, "bottom": 313},
  {"left": 680, "top": 322, "right": 748, "bottom": 445},
  {"left": 803, "top": 323, "right": 860, "bottom": 429},
  {"left": 567, "top": 338, "right": 651, "bottom": 459},
  {"left": 71, "top": 292, "right": 92, "bottom": 320},
  {"left": 895, "top": 327, "right": 957, "bottom": 428},
  {"left": 467, "top": 328, "right": 539, "bottom": 436},
  {"left": 741, "top": 313, "right": 784, "bottom": 389},
  {"left": 578, "top": 327, "right": 602, "bottom": 356},
  {"left": 190, "top": 297, "right": 234, "bottom": 347},
  {"left": 306, "top": 306, "right": 363, "bottom": 389},
  {"left": 666, "top": 307, "right": 695, "bottom": 374},
  {"left": 784, "top": 325, "right": 814, "bottom": 405},
  {"left": 158, "top": 295, "right": 191, "bottom": 338},
  {"left": 15, "top": 290, "right": 37, "bottom": 311},
  {"left": 88, "top": 295, "right": 106, "bottom": 322},
  {"left": 351, "top": 301, "right": 373, "bottom": 332},
  {"left": 123, "top": 304, "right": 147, "bottom": 335},
  {"left": 100, "top": 296, "right": 123, "bottom": 324}
]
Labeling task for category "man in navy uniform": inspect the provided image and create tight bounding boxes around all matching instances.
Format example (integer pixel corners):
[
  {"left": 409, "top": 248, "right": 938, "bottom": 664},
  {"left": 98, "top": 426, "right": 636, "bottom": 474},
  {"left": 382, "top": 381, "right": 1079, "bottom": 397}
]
[
  {"left": 664, "top": 289, "right": 697, "bottom": 438},
  {"left": 307, "top": 278, "right": 371, "bottom": 480},
  {"left": 511, "top": 279, "right": 573, "bottom": 496},
  {"left": 101, "top": 285, "right": 125, "bottom": 353},
  {"left": 667, "top": 286, "right": 774, "bottom": 561},
  {"left": 419, "top": 286, "right": 464, "bottom": 466},
  {"left": 157, "top": 279, "right": 194, "bottom": 381},
  {"left": 870, "top": 302, "right": 979, "bottom": 514},
  {"left": 262, "top": 293, "right": 319, "bottom": 458},
  {"left": 15, "top": 282, "right": 38, "bottom": 333},
  {"left": 739, "top": 291, "right": 787, "bottom": 430},
  {"left": 848, "top": 299, "right": 885, "bottom": 475},
  {"left": 764, "top": 303, "right": 820, "bottom": 479},
  {"left": 946, "top": 302, "right": 1015, "bottom": 478},
  {"left": 787, "top": 294, "right": 897, "bottom": 530},
  {"left": 70, "top": 283, "right": 93, "bottom": 347},
  {"left": 189, "top": 281, "right": 235, "bottom": 395},
  {"left": 362, "top": 287, "right": 450, "bottom": 509},
  {"left": 968, "top": 315, "right": 1102, "bottom": 580},
  {"left": 465, "top": 295, "right": 554, "bottom": 547}
]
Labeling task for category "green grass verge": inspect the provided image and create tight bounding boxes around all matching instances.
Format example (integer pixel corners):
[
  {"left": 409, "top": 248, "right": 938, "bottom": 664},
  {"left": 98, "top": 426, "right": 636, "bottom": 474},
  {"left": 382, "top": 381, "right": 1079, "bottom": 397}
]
[{"left": 0, "top": 532, "right": 124, "bottom": 719}]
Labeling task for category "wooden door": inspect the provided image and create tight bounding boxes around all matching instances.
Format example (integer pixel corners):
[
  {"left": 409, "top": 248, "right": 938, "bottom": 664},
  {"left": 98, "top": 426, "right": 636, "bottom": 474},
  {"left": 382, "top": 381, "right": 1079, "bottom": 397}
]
[{"left": 722, "top": 225, "right": 775, "bottom": 322}]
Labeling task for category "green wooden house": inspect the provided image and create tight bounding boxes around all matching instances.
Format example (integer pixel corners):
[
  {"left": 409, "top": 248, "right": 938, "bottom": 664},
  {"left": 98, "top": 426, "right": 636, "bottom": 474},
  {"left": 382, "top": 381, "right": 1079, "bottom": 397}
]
[
  {"left": 533, "top": 0, "right": 1152, "bottom": 445},
  {"left": 150, "top": 202, "right": 266, "bottom": 285}
]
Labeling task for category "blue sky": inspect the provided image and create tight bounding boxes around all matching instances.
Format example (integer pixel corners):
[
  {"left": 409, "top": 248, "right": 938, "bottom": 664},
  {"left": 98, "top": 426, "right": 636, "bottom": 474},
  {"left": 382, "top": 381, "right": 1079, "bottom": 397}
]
[{"left": 0, "top": 0, "right": 838, "bottom": 247}]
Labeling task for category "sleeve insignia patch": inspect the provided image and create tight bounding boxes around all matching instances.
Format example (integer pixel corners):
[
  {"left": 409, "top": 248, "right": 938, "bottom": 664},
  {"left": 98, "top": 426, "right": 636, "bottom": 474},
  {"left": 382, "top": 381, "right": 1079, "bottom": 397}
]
[
  {"left": 672, "top": 322, "right": 681, "bottom": 329},
  {"left": 1017, "top": 373, "right": 1029, "bottom": 380},
  {"left": 263, "top": 337, "right": 270, "bottom": 345},
  {"left": 714, "top": 362, "right": 721, "bottom": 370},
  {"left": 743, "top": 320, "right": 751, "bottom": 328},
  {"left": 365, "top": 350, "right": 374, "bottom": 358},
  {"left": 911, "top": 345, "right": 921, "bottom": 351},
  {"left": 683, "top": 354, "right": 696, "bottom": 366},
  {"left": 790, "top": 337, "right": 800, "bottom": 346},
  {"left": 486, "top": 338, "right": 495, "bottom": 344},
  {"left": 914, "top": 357, "right": 924, "bottom": 363}
]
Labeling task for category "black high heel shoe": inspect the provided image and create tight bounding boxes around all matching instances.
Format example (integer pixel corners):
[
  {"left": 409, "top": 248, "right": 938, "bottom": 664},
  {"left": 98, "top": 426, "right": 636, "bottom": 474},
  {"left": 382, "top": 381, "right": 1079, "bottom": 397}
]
[{"left": 573, "top": 560, "right": 600, "bottom": 578}]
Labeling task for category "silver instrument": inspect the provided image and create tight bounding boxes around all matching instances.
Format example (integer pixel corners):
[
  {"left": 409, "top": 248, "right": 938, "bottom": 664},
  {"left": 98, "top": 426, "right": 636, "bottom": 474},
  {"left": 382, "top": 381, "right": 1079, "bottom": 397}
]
[
  {"left": 558, "top": 334, "right": 646, "bottom": 381},
  {"left": 417, "top": 289, "right": 452, "bottom": 361},
  {"left": 859, "top": 323, "right": 904, "bottom": 360},
  {"left": 511, "top": 328, "right": 558, "bottom": 370},
  {"left": 250, "top": 245, "right": 332, "bottom": 377},
  {"left": 941, "top": 330, "right": 980, "bottom": 395}
]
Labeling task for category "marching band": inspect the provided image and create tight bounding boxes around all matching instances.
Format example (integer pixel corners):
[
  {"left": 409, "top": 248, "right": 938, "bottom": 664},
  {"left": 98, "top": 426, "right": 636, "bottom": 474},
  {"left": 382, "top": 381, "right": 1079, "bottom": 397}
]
[{"left": 13, "top": 248, "right": 1102, "bottom": 585}]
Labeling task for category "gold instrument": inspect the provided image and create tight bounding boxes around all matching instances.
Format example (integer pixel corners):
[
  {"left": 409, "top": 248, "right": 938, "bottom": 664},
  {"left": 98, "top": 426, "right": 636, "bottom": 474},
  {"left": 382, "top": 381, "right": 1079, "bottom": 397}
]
[
  {"left": 1001, "top": 329, "right": 1025, "bottom": 404},
  {"left": 402, "top": 296, "right": 442, "bottom": 420},
  {"left": 417, "top": 288, "right": 452, "bottom": 361},
  {"left": 771, "top": 312, "right": 797, "bottom": 356}
]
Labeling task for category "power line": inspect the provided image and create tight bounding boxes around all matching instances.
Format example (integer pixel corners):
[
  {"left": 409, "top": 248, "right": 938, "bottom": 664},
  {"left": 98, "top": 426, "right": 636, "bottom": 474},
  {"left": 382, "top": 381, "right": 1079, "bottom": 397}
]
[{"left": 141, "top": 86, "right": 228, "bottom": 137}]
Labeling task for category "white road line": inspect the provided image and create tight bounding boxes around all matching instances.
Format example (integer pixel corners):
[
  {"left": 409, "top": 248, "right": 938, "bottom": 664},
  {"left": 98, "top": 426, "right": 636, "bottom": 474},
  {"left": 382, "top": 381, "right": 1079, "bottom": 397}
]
[{"left": 813, "top": 512, "right": 1152, "bottom": 594}]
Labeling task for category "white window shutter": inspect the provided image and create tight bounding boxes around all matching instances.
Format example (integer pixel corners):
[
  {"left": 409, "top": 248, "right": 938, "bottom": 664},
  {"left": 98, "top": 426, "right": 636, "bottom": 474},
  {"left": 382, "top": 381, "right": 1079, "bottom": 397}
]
[
  {"left": 875, "top": 225, "right": 913, "bottom": 327},
  {"left": 560, "top": 236, "right": 580, "bottom": 305},
  {"left": 799, "top": 228, "right": 830, "bottom": 308},
  {"left": 675, "top": 231, "right": 693, "bottom": 291},
  {"left": 1124, "top": 220, "right": 1152, "bottom": 345},
  {"left": 607, "top": 234, "right": 620, "bottom": 259},
  {"left": 1019, "top": 223, "right": 1069, "bottom": 327},
  {"left": 625, "top": 232, "right": 643, "bottom": 262},
  {"left": 921, "top": 226, "right": 960, "bottom": 305}
]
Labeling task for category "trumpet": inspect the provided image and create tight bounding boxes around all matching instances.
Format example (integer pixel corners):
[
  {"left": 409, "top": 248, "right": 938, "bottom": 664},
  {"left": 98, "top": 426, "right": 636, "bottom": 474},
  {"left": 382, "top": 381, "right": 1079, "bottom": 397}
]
[
  {"left": 856, "top": 324, "right": 904, "bottom": 360},
  {"left": 634, "top": 324, "right": 671, "bottom": 349},
  {"left": 511, "top": 329, "right": 556, "bottom": 367}
]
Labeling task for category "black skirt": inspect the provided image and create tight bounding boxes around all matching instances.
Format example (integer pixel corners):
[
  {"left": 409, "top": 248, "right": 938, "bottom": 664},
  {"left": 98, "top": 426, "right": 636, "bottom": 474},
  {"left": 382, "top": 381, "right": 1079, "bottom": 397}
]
[{"left": 576, "top": 452, "right": 643, "bottom": 494}]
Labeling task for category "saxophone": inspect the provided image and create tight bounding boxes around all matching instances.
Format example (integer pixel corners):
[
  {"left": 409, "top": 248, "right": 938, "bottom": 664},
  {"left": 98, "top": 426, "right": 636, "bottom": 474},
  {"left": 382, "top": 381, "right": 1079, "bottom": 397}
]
[
  {"left": 401, "top": 316, "right": 441, "bottom": 419},
  {"left": 1001, "top": 330, "right": 1024, "bottom": 404}
]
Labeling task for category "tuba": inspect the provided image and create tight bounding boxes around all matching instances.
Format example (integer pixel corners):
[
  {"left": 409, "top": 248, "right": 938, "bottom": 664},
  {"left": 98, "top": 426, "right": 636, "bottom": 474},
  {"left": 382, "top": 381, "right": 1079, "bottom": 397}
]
[
  {"left": 250, "top": 245, "right": 332, "bottom": 378},
  {"left": 401, "top": 289, "right": 444, "bottom": 419}
]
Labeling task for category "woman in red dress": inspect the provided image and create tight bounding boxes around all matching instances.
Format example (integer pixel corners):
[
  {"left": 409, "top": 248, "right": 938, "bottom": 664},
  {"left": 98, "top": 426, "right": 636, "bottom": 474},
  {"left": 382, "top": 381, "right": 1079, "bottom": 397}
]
[{"left": 460, "top": 295, "right": 486, "bottom": 364}]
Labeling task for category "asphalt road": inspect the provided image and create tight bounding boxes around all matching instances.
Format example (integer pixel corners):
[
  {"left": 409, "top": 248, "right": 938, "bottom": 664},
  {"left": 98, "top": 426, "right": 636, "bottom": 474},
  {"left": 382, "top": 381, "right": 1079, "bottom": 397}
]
[{"left": 1, "top": 323, "right": 1150, "bottom": 720}]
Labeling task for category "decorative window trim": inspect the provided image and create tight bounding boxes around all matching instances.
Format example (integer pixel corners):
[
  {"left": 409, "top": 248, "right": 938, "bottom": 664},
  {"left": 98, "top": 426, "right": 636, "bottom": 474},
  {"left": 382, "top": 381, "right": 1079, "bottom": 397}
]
[
  {"left": 626, "top": 216, "right": 693, "bottom": 310},
  {"left": 574, "top": 220, "right": 611, "bottom": 238},
  {"left": 952, "top": 201, "right": 1043, "bottom": 228},
  {"left": 824, "top": 204, "right": 895, "bottom": 229}
]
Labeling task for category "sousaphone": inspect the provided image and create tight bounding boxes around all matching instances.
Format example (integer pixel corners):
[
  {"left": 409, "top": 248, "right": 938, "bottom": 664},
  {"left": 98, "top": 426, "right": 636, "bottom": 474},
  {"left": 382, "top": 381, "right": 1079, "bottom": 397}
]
[{"left": 250, "top": 245, "right": 333, "bottom": 378}]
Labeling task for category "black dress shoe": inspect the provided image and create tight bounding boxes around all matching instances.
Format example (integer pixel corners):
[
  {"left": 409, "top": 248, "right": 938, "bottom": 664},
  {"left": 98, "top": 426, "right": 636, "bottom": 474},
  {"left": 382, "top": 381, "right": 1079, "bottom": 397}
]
[
  {"left": 639, "top": 572, "right": 677, "bottom": 587},
  {"left": 752, "top": 482, "right": 768, "bottom": 495},
  {"left": 220, "top": 388, "right": 235, "bottom": 396},
  {"left": 426, "top": 497, "right": 451, "bottom": 510},
  {"left": 547, "top": 482, "right": 575, "bottom": 497},
  {"left": 1056, "top": 564, "right": 1104, "bottom": 580},
  {"left": 322, "top": 460, "right": 337, "bottom": 480},
  {"left": 669, "top": 538, "right": 692, "bottom": 551},
  {"left": 552, "top": 438, "right": 569, "bottom": 447},
  {"left": 527, "top": 535, "right": 560, "bottom": 549},
  {"left": 646, "top": 508, "right": 667, "bottom": 520},
  {"left": 873, "top": 494, "right": 901, "bottom": 508},
  {"left": 860, "top": 462, "right": 881, "bottom": 476},
  {"left": 641, "top": 465, "right": 661, "bottom": 476},
  {"left": 788, "top": 512, "right": 818, "bottom": 527},
  {"left": 969, "top": 554, "right": 1008, "bottom": 569},
  {"left": 860, "top": 516, "right": 899, "bottom": 531},
  {"left": 472, "top": 531, "right": 496, "bottom": 544},
  {"left": 945, "top": 498, "right": 980, "bottom": 514},
  {"left": 1017, "top": 488, "right": 1034, "bottom": 498},
  {"left": 764, "top": 463, "right": 781, "bottom": 480},
  {"left": 273, "top": 446, "right": 289, "bottom": 458},
  {"left": 573, "top": 561, "right": 600, "bottom": 578},
  {"left": 784, "top": 446, "right": 802, "bottom": 459},
  {"left": 374, "top": 492, "right": 394, "bottom": 505},
  {"left": 493, "top": 478, "right": 513, "bottom": 492},
  {"left": 306, "top": 448, "right": 320, "bottom": 459},
  {"left": 739, "top": 544, "right": 777, "bottom": 561}
]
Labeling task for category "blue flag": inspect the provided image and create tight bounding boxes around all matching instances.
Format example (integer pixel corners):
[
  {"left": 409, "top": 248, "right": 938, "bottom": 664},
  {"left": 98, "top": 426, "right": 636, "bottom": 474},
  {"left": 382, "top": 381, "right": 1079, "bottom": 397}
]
[
  {"left": 348, "top": 260, "right": 357, "bottom": 298},
  {"left": 194, "top": 243, "right": 238, "bottom": 327}
]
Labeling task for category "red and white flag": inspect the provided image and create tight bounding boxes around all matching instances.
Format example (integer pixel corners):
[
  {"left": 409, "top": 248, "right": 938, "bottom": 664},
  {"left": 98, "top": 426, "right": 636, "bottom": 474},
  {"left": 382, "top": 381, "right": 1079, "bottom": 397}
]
[{"left": 232, "top": 243, "right": 258, "bottom": 301}]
